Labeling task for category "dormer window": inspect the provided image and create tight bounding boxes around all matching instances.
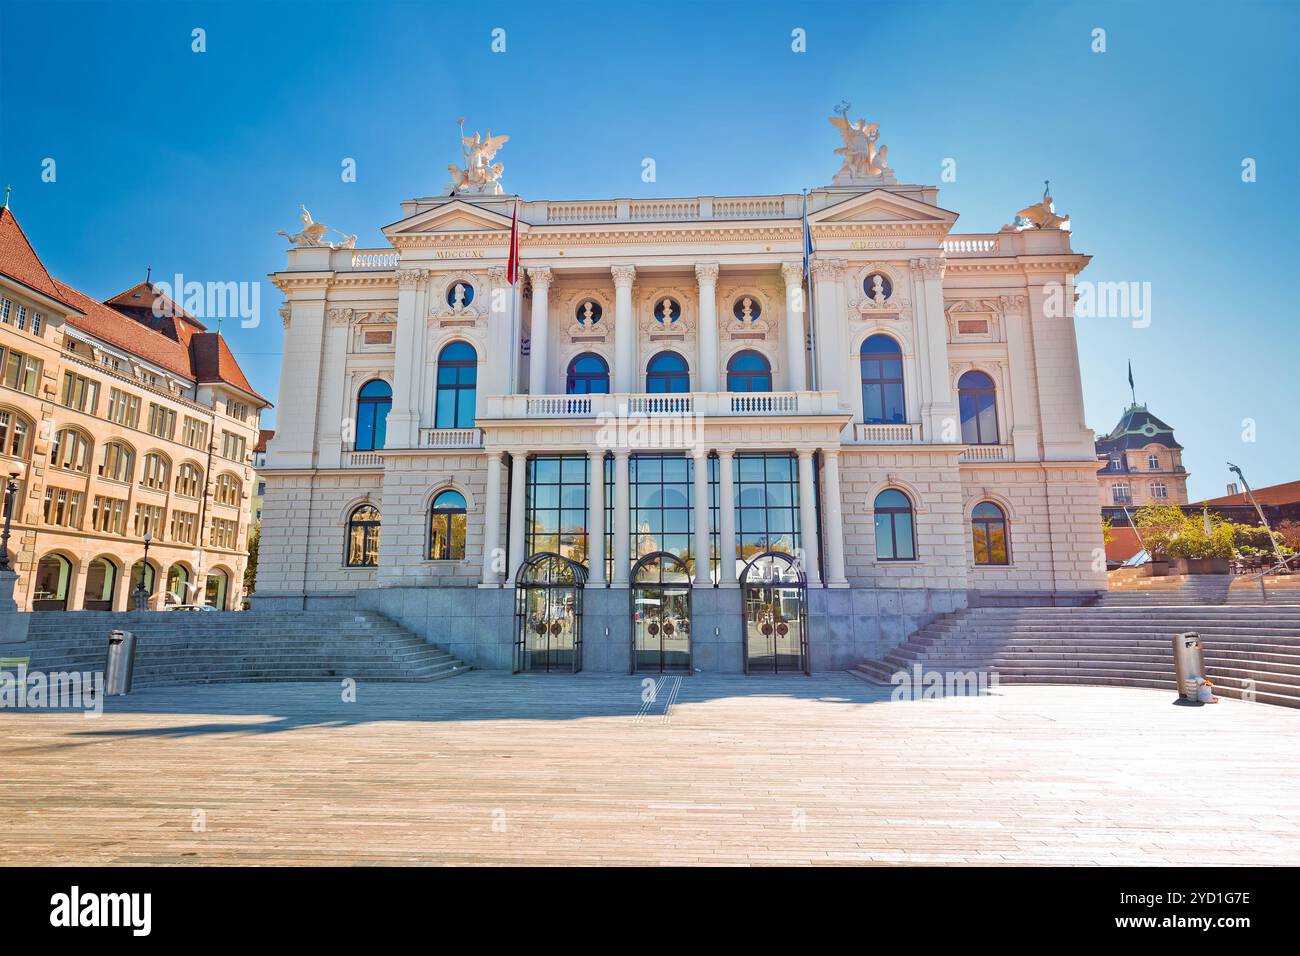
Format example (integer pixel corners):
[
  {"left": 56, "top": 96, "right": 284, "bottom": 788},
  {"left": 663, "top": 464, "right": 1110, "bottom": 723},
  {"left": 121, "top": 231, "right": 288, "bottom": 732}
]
[{"left": 1147, "top": 454, "right": 1160, "bottom": 470}]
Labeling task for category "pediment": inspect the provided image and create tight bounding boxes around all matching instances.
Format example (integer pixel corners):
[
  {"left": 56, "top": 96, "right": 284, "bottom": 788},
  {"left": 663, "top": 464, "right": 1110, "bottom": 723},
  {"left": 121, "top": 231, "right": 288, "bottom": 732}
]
[
  {"left": 383, "top": 200, "right": 521, "bottom": 237},
  {"left": 812, "top": 189, "right": 958, "bottom": 226}
]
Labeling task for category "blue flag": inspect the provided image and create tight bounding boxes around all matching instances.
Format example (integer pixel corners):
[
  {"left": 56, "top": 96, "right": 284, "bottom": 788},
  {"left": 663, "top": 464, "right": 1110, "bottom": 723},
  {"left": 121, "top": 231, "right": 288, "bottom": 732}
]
[{"left": 802, "top": 192, "right": 814, "bottom": 277}]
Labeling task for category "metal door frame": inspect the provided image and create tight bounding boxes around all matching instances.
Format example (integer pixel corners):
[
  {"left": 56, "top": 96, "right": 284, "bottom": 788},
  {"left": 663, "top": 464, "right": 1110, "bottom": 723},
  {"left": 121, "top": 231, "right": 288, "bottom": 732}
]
[
  {"left": 513, "top": 552, "right": 588, "bottom": 673},
  {"left": 629, "top": 551, "right": 693, "bottom": 674},
  {"left": 739, "top": 550, "right": 810, "bottom": 676}
]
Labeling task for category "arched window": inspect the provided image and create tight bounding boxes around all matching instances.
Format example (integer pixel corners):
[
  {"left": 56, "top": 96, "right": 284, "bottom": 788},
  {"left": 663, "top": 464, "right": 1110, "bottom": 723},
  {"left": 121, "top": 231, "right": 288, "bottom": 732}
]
[
  {"left": 971, "top": 501, "right": 1009, "bottom": 565},
  {"left": 175, "top": 461, "right": 203, "bottom": 498},
  {"left": 860, "top": 335, "right": 905, "bottom": 424},
  {"left": 646, "top": 352, "right": 689, "bottom": 393},
  {"left": 166, "top": 564, "right": 191, "bottom": 605},
  {"left": 428, "top": 489, "right": 467, "bottom": 560},
  {"left": 726, "top": 351, "right": 772, "bottom": 393},
  {"left": 565, "top": 353, "right": 610, "bottom": 394},
  {"left": 0, "top": 410, "right": 31, "bottom": 459},
  {"left": 141, "top": 452, "right": 170, "bottom": 490},
  {"left": 957, "top": 370, "right": 999, "bottom": 445},
  {"left": 355, "top": 379, "right": 391, "bottom": 451},
  {"left": 50, "top": 428, "right": 91, "bottom": 473},
  {"left": 205, "top": 568, "right": 229, "bottom": 610},
  {"left": 434, "top": 342, "right": 477, "bottom": 429},
  {"left": 99, "top": 441, "right": 135, "bottom": 483},
  {"left": 346, "top": 504, "right": 381, "bottom": 567},
  {"left": 873, "top": 489, "right": 916, "bottom": 561},
  {"left": 129, "top": 559, "right": 156, "bottom": 605},
  {"left": 83, "top": 557, "right": 116, "bottom": 611},
  {"left": 32, "top": 554, "right": 72, "bottom": 611},
  {"left": 215, "top": 473, "right": 241, "bottom": 506}
]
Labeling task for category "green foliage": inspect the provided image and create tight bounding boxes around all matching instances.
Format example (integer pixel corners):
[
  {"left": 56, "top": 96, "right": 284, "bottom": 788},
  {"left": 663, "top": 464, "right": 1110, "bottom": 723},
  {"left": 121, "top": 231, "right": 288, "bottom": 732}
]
[
  {"left": 244, "top": 524, "right": 260, "bottom": 594},
  {"left": 1134, "top": 503, "right": 1281, "bottom": 560}
]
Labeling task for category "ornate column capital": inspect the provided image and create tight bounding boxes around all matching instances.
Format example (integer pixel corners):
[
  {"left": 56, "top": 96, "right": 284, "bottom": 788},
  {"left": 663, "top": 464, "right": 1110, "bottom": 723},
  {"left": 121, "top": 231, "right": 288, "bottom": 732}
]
[
  {"left": 910, "top": 256, "right": 946, "bottom": 280},
  {"left": 611, "top": 264, "right": 637, "bottom": 289},
  {"left": 998, "top": 294, "right": 1027, "bottom": 314},
  {"left": 694, "top": 262, "right": 720, "bottom": 285},
  {"left": 780, "top": 261, "right": 804, "bottom": 286},
  {"left": 486, "top": 265, "right": 508, "bottom": 285},
  {"left": 397, "top": 268, "right": 427, "bottom": 291},
  {"left": 526, "top": 266, "right": 553, "bottom": 291},
  {"left": 810, "top": 257, "right": 846, "bottom": 280}
]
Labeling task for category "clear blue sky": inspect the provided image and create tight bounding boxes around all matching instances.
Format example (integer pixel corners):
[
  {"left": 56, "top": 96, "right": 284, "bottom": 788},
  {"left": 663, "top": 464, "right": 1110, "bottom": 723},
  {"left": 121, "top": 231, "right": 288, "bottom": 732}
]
[{"left": 1, "top": 0, "right": 1296, "bottom": 499}]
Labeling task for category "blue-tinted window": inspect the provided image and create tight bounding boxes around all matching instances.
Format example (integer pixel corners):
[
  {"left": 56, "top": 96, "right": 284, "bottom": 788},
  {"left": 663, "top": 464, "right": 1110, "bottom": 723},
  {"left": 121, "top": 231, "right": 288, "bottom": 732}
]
[
  {"left": 566, "top": 353, "right": 610, "bottom": 394},
  {"left": 646, "top": 351, "right": 689, "bottom": 393},
  {"left": 726, "top": 350, "right": 772, "bottom": 393},
  {"left": 435, "top": 342, "right": 477, "bottom": 429},
  {"left": 355, "top": 379, "right": 391, "bottom": 451},
  {"left": 860, "top": 335, "right": 905, "bottom": 424},
  {"left": 873, "top": 489, "right": 915, "bottom": 560},
  {"left": 958, "top": 370, "right": 999, "bottom": 445}
]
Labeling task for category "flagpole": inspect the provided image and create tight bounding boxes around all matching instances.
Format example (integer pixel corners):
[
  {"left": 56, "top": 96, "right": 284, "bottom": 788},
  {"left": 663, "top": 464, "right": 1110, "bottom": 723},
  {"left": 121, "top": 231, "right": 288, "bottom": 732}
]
[{"left": 802, "top": 188, "right": 819, "bottom": 392}]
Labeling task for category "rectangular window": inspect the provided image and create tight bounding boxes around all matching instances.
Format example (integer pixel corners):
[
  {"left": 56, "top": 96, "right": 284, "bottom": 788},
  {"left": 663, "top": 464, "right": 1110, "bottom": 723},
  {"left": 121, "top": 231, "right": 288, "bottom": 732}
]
[
  {"left": 170, "top": 510, "right": 198, "bottom": 544},
  {"left": 147, "top": 403, "right": 176, "bottom": 440},
  {"left": 181, "top": 416, "right": 208, "bottom": 450},
  {"left": 0, "top": 299, "right": 10, "bottom": 323},
  {"left": 220, "top": 430, "right": 247, "bottom": 462},
  {"left": 209, "top": 517, "right": 238, "bottom": 549},
  {"left": 0, "top": 346, "right": 42, "bottom": 395},
  {"left": 31, "top": 312, "right": 43, "bottom": 335},
  {"left": 42, "top": 488, "right": 84, "bottom": 528},
  {"left": 628, "top": 454, "right": 695, "bottom": 568},
  {"left": 106, "top": 388, "right": 141, "bottom": 428},
  {"left": 733, "top": 453, "right": 800, "bottom": 562},
  {"left": 15, "top": 305, "right": 27, "bottom": 331},
  {"left": 226, "top": 399, "right": 249, "bottom": 422},
  {"left": 61, "top": 371, "right": 101, "bottom": 414},
  {"left": 1113, "top": 484, "right": 1132, "bottom": 504},
  {"left": 133, "top": 503, "right": 165, "bottom": 538},
  {"left": 91, "top": 495, "right": 128, "bottom": 535},
  {"left": 525, "top": 454, "right": 589, "bottom": 564}
]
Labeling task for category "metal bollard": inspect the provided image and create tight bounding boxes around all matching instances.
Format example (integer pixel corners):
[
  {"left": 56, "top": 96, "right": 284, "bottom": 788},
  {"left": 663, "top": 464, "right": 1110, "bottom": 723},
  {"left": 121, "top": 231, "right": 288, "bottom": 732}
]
[
  {"left": 1173, "top": 631, "right": 1216, "bottom": 705},
  {"left": 105, "top": 629, "right": 136, "bottom": 696}
]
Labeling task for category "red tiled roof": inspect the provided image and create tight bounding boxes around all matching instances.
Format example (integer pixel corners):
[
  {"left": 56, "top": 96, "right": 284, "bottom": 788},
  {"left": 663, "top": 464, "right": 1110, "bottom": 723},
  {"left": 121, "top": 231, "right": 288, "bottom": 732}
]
[
  {"left": 190, "top": 332, "right": 267, "bottom": 403},
  {"left": 254, "top": 429, "right": 275, "bottom": 453},
  {"left": 1197, "top": 480, "right": 1300, "bottom": 507},
  {"left": 0, "top": 206, "right": 81, "bottom": 311},
  {"left": 53, "top": 279, "right": 197, "bottom": 380}
]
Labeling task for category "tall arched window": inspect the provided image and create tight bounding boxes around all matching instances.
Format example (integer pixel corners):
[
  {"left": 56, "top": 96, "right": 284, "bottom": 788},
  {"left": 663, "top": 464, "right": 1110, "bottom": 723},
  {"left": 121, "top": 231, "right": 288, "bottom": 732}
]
[
  {"left": 428, "top": 489, "right": 468, "bottom": 560},
  {"left": 99, "top": 441, "right": 135, "bottom": 483},
  {"left": 175, "top": 461, "right": 203, "bottom": 498},
  {"left": 957, "top": 370, "right": 999, "bottom": 445},
  {"left": 355, "top": 379, "right": 392, "bottom": 450},
  {"left": 873, "top": 489, "right": 916, "bottom": 561},
  {"left": 971, "top": 501, "right": 1009, "bottom": 565},
  {"left": 435, "top": 342, "right": 477, "bottom": 429},
  {"left": 50, "top": 428, "right": 91, "bottom": 473},
  {"left": 565, "top": 353, "right": 610, "bottom": 394},
  {"left": 0, "top": 410, "right": 30, "bottom": 459},
  {"left": 726, "top": 351, "right": 772, "bottom": 392},
  {"left": 860, "top": 335, "right": 905, "bottom": 424},
  {"left": 346, "top": 504, "right": 381, "bottom": 567},
  {"left": 32, "top": 554, "right": 72, "bottom": 611},
  {"left": 141, "top": 452, "right": 170, "bottom": 490},
  {"left": 646, "top": 352, "right": 689, "bottom": 393},
  {"left": 215, "top": 473, "right": 241, "bottom": 506}
]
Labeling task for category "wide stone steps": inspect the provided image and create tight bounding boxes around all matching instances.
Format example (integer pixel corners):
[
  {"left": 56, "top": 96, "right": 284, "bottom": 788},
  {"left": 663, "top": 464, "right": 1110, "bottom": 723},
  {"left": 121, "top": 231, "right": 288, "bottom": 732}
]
[
  {"left": 852, "top": 603, "right": 1300, "bottom": 709},
  {"left": 10, "top": 610, "right": 469, "bottom": 687}
]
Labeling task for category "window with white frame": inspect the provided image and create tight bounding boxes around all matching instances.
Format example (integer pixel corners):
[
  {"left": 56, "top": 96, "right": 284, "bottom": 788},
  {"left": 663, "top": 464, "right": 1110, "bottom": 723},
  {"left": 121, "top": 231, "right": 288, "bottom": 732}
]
[{"left": 1112, "top": 483, "right": 1132, "bottom": 504}]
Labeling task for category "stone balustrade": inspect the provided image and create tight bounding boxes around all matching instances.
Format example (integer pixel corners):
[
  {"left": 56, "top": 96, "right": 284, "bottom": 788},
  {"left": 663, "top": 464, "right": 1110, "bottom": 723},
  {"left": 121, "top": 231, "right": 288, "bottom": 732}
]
[{"left": 480, "top": 390, "right": 844, "bottom": 420}]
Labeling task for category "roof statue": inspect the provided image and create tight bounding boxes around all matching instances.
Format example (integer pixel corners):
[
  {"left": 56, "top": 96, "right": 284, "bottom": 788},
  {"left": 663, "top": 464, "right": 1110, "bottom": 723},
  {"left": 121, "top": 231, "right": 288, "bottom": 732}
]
[
  {"left": 829, "top": 101, "right": 897, "bottom": 186},
  {"left": 277, "top": 205, "right": 355, "bottom": 249},
  {"left": 1010, "top": 181, "right": 1071, "bottom": 231},
  {"left": 447, "top": 118, "right": 509, "bottom": 196}
]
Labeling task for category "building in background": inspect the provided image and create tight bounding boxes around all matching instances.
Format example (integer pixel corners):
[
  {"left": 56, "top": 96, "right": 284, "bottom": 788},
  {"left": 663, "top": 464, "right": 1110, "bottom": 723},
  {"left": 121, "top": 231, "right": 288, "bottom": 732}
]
[
  {"left": 258, "top": 115, "right": 1106, "bottom": 673},
  {"left": 0, "top": 203, "right": 269, "bottom": 610},
  {"left": 252, "top": 429, "right": 274, "bottom": 522},
  {"left": 1096, "top": 403, "right": 1189, "bottom": 509}
]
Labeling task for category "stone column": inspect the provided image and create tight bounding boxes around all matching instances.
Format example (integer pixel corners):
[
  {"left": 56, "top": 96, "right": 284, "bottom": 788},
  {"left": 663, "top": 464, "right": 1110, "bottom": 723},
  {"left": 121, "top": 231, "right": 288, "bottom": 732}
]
[
  {"left": 611, "top": 265, "right": 637, "bottom": 393},
  {"left": 611, "top": 449, "right": 631, "bottom": 586},
  {"left": 717, "top": 449, "right": 738, "bottom": 588},
  {"left": 480, "top": 450, "right": 505, "bottom": 587},
  {"left": 389, "top": 269, "right": 426, "bottom": 449},
  {"left": 796, "top": 449, "right": 822, "bottom": 585},
  {"left": 271, "top": 290, "right": 329, "bottom": 467},
  {"left": 691, "top": 448, "right": 711, "bottom": 586},
  {"left": 507, "top": 451, "right": 528, "bottom": 583},
  {"left": 914, "top": 256, "right": 957, "bottom": 442},
  {"left": 587, "top": 449, "right": 606, "bottom": 586},
  {"left": 526, "top": 267, "right": 553, "bottom": 395},
  {"left": 781, "top": 261, "right": 808, "bottom": 391},
  {"left": 999, "top": 294, "right": 1040, "bottom": 460},
  {"left": 810, "top": 258, "right": 845, "bottom": 399},
  {"left": 696, "top": 263, "right": 720, "bottom": 392},
  {"left": 821, "top": 449, "right": 848, "bottom": 587},
  {"left": 317, "top": 308, "right": 352, "bottom": 467},
  {"left": 485, "top": 266, "right": 512, "bottom": 397}
]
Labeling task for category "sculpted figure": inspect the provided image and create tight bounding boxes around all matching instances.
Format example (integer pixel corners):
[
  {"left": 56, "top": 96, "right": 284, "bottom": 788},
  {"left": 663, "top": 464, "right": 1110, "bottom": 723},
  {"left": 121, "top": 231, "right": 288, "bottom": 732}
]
[
  {"left": 277, "top": 205, "right": 330, "bottom": 247},
  {"left": 830, "top": 104, "right": 890, "bottom": 179},
  {"left": 1013, "top": 181, "right": 1071, "bottom": 231}
]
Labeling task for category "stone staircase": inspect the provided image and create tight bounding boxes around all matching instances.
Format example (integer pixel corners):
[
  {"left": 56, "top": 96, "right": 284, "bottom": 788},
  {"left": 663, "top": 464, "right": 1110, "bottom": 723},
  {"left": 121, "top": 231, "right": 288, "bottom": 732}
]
[
  {"left": 4, "top": 610, "right": 469, "bottom": 688},
  {"left": 1099, "top": 572, "right": 1300, "bottom": 606},
  {"left": 850, "top": 605, "right": 1300, "bottom": 709}
]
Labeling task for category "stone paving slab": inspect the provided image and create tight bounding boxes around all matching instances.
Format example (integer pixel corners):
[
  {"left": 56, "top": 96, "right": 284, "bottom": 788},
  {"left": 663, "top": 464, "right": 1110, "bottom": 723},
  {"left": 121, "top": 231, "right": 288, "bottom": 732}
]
[{"left": 1, "top": 673, "right": 1297, "bottom": 866}]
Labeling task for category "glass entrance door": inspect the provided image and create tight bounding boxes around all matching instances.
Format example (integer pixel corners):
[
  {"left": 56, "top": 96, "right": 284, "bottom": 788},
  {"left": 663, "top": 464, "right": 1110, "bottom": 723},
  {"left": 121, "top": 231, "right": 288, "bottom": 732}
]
[
  {"left": 513, "top": 552, "right": 587, "bottom": 673},
  {"left": 740, "top": 552, "right": 809, "bottom": 675},
  {"left": 631, "top": 552, "right": 692, "bottom": 673}
]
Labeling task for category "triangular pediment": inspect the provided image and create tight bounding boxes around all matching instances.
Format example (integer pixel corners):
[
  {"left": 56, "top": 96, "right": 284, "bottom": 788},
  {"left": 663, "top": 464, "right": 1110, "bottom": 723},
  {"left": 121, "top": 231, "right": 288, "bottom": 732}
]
[
  {"left": 383, "top": 200, "right": 521, "bottom": 237},
  {"left": 811, "top": 189, "right": 958, "bottom": 226}
]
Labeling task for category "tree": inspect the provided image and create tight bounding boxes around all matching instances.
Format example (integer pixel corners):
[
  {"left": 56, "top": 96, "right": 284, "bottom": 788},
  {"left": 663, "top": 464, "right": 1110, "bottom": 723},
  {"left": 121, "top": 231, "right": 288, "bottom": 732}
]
[{"left": 244, "top": 524, "right": 260, "bottom": 594}]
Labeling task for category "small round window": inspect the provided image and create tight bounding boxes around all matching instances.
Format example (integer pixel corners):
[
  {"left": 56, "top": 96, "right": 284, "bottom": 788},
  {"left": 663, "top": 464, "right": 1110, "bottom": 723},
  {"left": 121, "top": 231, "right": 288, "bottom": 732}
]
[
  {"left": 446, "top": 281, "right": 475, "bottom": 308},
  {"left": 575, "top": 299, "right": 603, "bottom": 324},
  {"left": 732, "top": 296, "right": 762, "bottom": 322},
  {"left": 863, "top": 273, "right": 892, "bottom": 302},
  {"left": 653, "top": 297, "right": 681, "bottom": 324}
]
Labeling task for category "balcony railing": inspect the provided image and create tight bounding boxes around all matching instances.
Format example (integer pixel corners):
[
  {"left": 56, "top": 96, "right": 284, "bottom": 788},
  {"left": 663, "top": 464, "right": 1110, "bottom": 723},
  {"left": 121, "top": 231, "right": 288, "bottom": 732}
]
[
  {"left": 959, "top": 444, "right": 1011, "bottom": 462},
  {"left": 348, "top": 451, "right": 383, "bottom": 466},
  {"left": 420, "top": 428, "right": 484, "bottom": 448},
  {"left": 851, "top": 422, "right": 922, "bottom": 443},
  {"left": 481, "top": 391, "right": 844, "bottom": 420}
]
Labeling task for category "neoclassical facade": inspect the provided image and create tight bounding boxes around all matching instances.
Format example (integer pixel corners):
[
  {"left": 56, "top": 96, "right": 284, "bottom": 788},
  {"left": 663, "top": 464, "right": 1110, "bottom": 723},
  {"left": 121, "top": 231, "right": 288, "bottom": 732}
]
[
  {"left": 0, "top": 205, "right": 268, "bottom": 611},
  {"left": 259, "top": 122, "right": 1105, "bottom": 673}
]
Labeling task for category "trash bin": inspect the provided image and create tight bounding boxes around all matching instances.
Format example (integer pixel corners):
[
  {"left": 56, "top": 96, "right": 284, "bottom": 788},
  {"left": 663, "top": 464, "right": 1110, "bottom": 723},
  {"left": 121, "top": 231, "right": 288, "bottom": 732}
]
[
  {"left": 105, "top": 629, "right": 136, "bottom": 696},
  {"left": 1172, "top": 631, "right": 1216, "bottom": 705}
]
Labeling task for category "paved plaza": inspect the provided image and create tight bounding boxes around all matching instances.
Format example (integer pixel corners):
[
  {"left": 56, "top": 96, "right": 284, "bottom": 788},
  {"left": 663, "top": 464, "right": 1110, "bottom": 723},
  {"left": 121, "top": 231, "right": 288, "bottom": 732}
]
[{"left": 2, "top": 673, "right": 1297, "bottom": 866}]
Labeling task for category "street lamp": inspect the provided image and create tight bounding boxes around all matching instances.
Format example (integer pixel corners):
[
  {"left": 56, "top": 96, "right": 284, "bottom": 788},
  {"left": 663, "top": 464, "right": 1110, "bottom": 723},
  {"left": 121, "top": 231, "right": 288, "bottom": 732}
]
[
  {"left": 1227, "top": 462, "right": 1287, "bottom": 570},
  {"left": 0, "top": 471, "right": 20, "bottom": 570},
  {"left": 133, "top": 531, "right": 154, "bottom": 610}
]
